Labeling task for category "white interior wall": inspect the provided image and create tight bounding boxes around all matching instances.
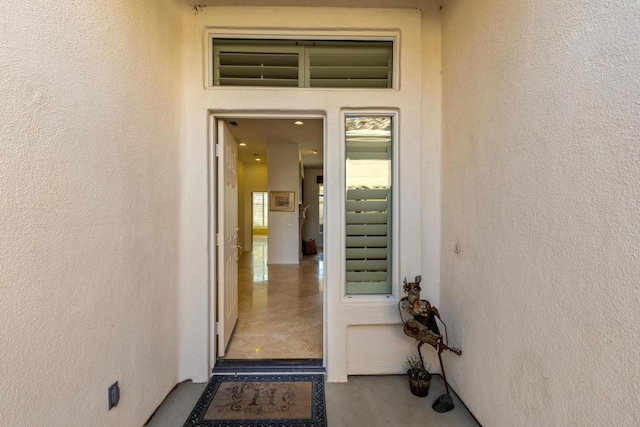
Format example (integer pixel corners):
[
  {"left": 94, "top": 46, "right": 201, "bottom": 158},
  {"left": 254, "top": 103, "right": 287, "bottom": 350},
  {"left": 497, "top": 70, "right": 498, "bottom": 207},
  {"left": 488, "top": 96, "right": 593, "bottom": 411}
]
[
  {"left": 237, "top": 161, "right": 246, "bottom": 253},
  {"left": 267, "top": 144, "right": 301, "bottom": 264},
  {"left": 302, "top": 168, "right": 323, "bottom": 245},
  {"left": 441, "top": 1, "right": 640, "bottom": 425},
  {"left": 298, "top": 154, "right": 304, "bottom": 214},
  {"left": 177, "top": 5, "right": 439, "bottom": 383},
  {"left": 241, "top": 163, "right": 269, "bottom": 251},
  {"left": 0, "top": 0, "right": 184, "bottom": 424}
]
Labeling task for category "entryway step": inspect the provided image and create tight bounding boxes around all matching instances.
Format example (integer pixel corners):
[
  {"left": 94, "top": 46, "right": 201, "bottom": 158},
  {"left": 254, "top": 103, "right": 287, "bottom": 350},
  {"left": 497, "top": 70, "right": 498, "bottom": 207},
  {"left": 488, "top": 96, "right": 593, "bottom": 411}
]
[{"left": 213, "top": 358, "right": 324, "bottom": 374}]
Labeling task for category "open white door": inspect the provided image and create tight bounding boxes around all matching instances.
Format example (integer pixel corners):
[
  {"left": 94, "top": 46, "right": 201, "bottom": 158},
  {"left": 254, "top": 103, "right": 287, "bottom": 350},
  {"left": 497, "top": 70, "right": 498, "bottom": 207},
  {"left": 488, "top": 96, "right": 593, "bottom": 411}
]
[{"left": 217, "top": 121, "right": 239, "bottom": 357}]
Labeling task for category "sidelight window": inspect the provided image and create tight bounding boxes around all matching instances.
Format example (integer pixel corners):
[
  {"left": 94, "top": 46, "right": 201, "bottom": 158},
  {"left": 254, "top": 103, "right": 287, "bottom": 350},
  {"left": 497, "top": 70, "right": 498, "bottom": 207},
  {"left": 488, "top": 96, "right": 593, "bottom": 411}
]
[{"left": 344, "top": 115, "right": 394, "bottom": 295}]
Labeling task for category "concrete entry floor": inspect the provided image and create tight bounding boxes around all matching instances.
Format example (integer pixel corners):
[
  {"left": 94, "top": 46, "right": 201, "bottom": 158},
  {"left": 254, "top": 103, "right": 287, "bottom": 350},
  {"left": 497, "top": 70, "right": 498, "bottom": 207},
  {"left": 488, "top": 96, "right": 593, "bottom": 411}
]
[{"left": 146, "top": 375, "right": 479, "bottom": 426}]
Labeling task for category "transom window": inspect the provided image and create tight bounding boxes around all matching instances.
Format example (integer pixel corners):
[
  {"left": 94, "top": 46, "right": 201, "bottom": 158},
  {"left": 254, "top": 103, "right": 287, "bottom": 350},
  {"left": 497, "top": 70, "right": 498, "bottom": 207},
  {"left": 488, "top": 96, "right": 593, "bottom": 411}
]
[{"left": 211, "top": 39, "right": 394, "bottom": 89}]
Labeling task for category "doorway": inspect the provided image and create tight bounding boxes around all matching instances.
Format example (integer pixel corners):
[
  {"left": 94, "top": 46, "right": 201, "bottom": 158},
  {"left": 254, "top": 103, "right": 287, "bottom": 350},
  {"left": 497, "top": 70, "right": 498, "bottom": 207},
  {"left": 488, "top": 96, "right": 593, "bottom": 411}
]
[{"left": 211, "top": 115, "right": 325, "bottom": 366}]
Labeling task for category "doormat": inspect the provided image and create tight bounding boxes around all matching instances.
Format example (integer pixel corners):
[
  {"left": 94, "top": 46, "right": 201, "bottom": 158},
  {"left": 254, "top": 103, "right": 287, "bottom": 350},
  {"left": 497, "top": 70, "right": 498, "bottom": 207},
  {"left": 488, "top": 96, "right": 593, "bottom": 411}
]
[{"left": 184, "top": 374, "right": 326, "bottom": 427}]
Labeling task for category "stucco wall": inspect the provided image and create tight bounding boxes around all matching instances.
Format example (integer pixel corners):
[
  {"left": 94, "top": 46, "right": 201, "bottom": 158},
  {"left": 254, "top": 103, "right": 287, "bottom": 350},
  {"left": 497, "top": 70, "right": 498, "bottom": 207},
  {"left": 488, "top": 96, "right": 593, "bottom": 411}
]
[
  {"left": 177, "top": 5, "right": 439, "bottom": 382},
  {"left": 420, "top": 1, "right": 443, "bottom": 310},
  {"left": 0, "top": 1, "right": 183, "bottom": 425},
  {"left": 442, "top": 1, "right": 640, "bottom": 425}
]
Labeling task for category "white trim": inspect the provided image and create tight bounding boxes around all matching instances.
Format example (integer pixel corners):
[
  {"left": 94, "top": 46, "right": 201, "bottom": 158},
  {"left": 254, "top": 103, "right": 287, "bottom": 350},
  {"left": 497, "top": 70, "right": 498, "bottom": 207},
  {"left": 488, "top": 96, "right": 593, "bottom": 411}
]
[
  {"left": 340, "top": 109, "right": 400, "bottom": 302},
  {"left": 321, "top": 115, "right": 328, "bottom": 370},
  {"left": 207, "top": 114, "right": 217, "bottom": 376},
  {"left": 204, "top": 29, "right": 400, "bottom": 90}
]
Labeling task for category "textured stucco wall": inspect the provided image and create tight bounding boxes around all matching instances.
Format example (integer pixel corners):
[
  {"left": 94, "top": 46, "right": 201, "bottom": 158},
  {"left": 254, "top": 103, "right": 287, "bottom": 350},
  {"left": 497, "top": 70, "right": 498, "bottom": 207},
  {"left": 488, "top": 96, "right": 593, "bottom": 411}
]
[
  {"left": 0, "top": 1, "right": 183, "bottom": 425},
  {"left": 442, "top": 1, "right": 640, "bottom": 425},
  {"left": 420, "top": 0, "right": 443, "bottom": 316}
]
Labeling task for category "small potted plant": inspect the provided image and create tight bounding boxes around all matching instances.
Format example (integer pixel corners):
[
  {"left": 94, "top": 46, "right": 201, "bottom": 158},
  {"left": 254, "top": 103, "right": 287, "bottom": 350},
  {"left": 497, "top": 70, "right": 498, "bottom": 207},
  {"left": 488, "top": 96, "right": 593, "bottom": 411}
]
[{"left": 404, "top": 355, "right": 432, "bottom": 397}]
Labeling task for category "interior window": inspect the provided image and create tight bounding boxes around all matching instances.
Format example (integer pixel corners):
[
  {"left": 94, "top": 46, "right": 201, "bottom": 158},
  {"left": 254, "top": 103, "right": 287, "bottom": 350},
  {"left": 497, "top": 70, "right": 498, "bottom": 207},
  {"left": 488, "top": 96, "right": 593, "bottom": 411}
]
[{"left": 252, "top": 192, "right": 268, "bottom": 232}]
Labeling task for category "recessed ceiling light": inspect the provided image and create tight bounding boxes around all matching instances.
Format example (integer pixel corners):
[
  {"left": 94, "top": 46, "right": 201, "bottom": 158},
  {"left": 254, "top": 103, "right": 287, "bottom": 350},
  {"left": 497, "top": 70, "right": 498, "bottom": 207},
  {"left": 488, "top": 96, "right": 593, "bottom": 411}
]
[
  {"left": 238, "top": 142, "right": 247, "bottom": 147},
  {"left": 294, "top": 120, "right": 304, "bottom": 125},
  {"left": 255, "top": 158, "right": 262, "bottom": 161}
]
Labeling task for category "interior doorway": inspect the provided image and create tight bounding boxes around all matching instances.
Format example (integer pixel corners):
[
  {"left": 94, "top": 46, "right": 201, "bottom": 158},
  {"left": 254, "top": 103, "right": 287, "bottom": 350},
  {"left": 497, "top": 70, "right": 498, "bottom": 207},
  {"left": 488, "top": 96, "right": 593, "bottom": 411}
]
[{"left": 212, "top": 116, "right": 325, "bottom": 364}]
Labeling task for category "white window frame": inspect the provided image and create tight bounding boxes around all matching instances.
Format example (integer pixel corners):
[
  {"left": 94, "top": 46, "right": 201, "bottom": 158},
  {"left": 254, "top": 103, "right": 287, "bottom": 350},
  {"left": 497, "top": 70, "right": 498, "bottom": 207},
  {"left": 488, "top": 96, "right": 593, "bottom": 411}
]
[
  {"left": 340, "top": 110, "right": 399, "bottom": 301},
  {"left": 204, "top": 29, "right": 400, "bottom": 90}
]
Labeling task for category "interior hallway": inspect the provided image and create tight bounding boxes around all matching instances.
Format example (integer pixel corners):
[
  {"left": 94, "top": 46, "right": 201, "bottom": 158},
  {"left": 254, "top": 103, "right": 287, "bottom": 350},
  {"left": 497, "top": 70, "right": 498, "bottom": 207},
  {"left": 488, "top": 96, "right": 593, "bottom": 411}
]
[{"left": 220, "top": 235, "right": 323, "bottom": 360}]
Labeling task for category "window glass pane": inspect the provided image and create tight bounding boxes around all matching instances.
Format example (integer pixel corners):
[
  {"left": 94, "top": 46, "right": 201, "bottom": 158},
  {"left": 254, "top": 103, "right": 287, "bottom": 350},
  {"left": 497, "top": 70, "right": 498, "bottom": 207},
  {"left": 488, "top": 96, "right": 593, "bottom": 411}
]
[
  {"left": 345, "top": 116, "right": 393, "bottom": 295},
  {"left": 252, "top": 192, "right": 268, "bottom": 228}
]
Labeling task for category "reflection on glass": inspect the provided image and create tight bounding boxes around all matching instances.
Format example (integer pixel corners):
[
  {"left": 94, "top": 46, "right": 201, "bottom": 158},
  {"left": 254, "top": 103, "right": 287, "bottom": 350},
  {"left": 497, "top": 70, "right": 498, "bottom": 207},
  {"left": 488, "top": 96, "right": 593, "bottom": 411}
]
[{"left": 345, "top": 116, "right": 393, "bottom": 295}]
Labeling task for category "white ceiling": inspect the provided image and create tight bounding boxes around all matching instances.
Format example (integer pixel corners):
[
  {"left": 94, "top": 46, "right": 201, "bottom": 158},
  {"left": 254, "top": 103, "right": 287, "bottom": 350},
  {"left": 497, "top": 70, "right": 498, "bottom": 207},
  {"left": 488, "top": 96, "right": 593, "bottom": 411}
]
[{"left": 223, "top": 118, "right": 324, "bottom": 167}]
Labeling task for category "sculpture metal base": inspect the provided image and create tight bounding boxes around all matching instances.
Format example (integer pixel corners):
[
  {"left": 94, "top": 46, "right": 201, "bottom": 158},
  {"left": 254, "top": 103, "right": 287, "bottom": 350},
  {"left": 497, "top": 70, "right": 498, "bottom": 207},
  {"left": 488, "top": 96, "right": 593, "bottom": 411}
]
[{"left": 432, "top": 393, "right": 454, "bottom": 413}]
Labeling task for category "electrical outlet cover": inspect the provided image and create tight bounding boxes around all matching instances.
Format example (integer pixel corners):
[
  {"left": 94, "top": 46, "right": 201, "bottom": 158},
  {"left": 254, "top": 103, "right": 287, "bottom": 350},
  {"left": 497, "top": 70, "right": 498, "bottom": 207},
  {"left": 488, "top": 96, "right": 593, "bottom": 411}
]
[{"left": 108, "top": 382, "right": 120, "bottom": 410}]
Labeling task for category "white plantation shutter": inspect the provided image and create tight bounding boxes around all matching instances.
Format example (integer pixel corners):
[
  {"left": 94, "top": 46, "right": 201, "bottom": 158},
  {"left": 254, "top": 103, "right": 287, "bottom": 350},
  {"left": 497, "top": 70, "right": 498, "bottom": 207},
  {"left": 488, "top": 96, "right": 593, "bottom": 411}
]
[
  {"left": 252, "top": 192, "right": 268, "bottom": 227},
  {"left": 307, "top": 46, "right": 392, "bottom": 88},
  {"left": 214, "top": 45, "right": 302, "bottom": 87},
  {"left": 212, "top": 39, "right": 393, "bottom": 89},
  {"left": 345, "top": 116, "right": 393, "bottom": 295}
]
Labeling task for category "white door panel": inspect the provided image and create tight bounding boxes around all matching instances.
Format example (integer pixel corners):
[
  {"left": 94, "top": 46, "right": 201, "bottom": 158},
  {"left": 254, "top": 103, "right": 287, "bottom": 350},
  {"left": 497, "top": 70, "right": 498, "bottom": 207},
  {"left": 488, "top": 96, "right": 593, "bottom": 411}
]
[{"left": 217, "top": 121, "right": 238, "bottom": 357}]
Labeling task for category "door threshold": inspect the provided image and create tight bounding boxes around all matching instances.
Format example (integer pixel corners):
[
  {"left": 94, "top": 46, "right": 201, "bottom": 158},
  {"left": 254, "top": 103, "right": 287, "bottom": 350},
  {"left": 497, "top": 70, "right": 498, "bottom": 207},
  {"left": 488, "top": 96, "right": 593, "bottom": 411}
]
[{"left": 214, "top": 358, "right": 324, "bottom": 374}]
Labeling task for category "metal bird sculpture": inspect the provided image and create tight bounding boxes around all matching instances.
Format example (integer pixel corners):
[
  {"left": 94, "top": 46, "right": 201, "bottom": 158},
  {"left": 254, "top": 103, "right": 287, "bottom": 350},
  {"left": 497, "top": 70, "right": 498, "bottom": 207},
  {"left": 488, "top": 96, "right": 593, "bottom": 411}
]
[{"left": 399, "top": 276, "right": 462, "bottom": 413}]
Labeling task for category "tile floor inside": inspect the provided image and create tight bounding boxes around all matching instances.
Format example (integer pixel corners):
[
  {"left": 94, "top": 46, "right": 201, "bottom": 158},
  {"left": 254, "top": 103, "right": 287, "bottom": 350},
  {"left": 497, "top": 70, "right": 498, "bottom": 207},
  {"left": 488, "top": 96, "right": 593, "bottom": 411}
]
[
  {"left": 221, "top": 235, "right": 323, "bottom": 360},
  {"left": 146, "top": 375, "right": 480, "bottom": 427}
]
